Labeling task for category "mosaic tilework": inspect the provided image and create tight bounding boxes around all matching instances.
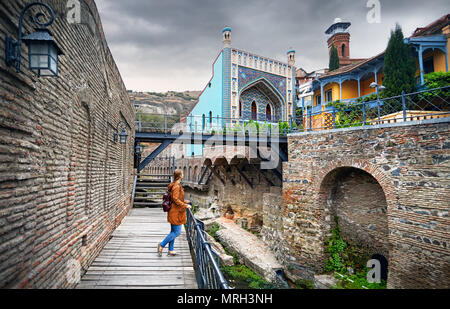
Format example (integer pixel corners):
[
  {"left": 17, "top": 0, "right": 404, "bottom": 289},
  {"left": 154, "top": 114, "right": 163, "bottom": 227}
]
[
  {"left": 240, "top": 87, "right": 282, "bottom": 122},
  {"left": 238, "top": 66, "right": 287, "bottom": 101},
  {"left": 324, "top": 112, "right": 334, "bottom": 129},
  {"left": 223, "top": 47, "right": 232, "bottom": 120}
]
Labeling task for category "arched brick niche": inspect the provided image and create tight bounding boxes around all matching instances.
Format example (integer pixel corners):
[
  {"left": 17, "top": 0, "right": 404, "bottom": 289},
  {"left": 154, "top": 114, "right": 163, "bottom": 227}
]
[{"left": 318, "top": 167, "right": 391, "bottom": 278}]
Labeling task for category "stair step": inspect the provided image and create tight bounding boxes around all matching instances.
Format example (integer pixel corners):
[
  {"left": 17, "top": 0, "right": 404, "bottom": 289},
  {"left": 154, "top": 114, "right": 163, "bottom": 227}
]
[
  {"left": 134, "top": 197, "right": 162, "bottom": 201},
  {"left": 136, "top": 186, "right": 168, "bottom": 190},
  {"left": 133, "top": 202, "right": 162, "bottom": 207}
]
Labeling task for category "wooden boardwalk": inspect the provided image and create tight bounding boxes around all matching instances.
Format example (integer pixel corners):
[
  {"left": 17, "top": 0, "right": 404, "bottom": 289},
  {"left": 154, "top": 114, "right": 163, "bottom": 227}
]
[{"left": 77, "top": 208, "right": 198, "bottom": 289}]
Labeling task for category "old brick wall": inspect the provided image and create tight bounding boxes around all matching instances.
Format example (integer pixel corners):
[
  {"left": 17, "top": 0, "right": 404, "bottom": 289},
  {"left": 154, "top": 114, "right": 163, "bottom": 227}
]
[
  {"left": 282, "top": 119, "right": 449, "bottom": 288},
  {"left": 0, "top": 0, "right": 135, "bottom": 288}
]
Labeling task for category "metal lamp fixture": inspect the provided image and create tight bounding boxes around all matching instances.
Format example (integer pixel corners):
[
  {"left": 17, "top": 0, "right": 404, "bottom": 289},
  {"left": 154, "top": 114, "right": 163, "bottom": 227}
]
[
  {"left": 5, "top": 2, "right": 63, "bottom": 77},
  {"left": 113, "top": 121, "right": 129, "bottom": 145},
  {"left": 370, "top": 82, "right": 386, "bottom": 91},
  {"left": 135, "top": 144, "right": 142, "bottom": 154}
]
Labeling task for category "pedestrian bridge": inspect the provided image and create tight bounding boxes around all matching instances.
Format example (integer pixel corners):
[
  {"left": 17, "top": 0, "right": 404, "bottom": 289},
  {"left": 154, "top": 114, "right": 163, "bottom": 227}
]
[{"left": 76, "top": 208, "right": 198, "bottom": 289}]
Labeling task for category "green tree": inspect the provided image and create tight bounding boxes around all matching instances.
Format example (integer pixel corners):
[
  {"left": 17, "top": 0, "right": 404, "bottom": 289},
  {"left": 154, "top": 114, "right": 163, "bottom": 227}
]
[
  {"left": 382, "top": 23, "right": 417, "bottom": 97},
  {"left": 329, "top": 44, "right": 340, "bottom": 72}
]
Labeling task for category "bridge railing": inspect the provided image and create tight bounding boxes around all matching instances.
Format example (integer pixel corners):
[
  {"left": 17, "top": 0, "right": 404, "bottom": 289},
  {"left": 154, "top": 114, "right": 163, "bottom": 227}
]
[
  {"left": 185, "top": 208, "right": 230, "bottom": 289},
  {"left": 293, "top": 86, "right": 450, "bottom": 132},
  {"left": 136, "top": 86, "right": 449, "bottom": 136},
  {"left": 136, "top": 113, "right": 293, "bottom": 136}
]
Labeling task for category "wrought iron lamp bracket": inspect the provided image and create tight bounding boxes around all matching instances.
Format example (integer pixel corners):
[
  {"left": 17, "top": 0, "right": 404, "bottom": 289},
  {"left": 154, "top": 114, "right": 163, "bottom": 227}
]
[{"left": 5, "top": 2, "right": 56, "bottom": 73}]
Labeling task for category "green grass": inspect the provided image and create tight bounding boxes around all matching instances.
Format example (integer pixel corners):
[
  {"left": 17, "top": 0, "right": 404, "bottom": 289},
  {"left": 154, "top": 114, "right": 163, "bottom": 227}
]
[
  {"left": 324, "top": 216, "right": 387, "bottom": 290},
  {"left": 221, "top": 265, "right": 279, "bottom": 289},
  {"left": 208, "top": 223, "right": 220, "bottom": 241}
]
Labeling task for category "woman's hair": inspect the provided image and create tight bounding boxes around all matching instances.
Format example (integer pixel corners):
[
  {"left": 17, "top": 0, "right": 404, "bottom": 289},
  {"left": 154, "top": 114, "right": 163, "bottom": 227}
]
[{"left": 174, "top": 169, "right": 183, "bottom": 181}]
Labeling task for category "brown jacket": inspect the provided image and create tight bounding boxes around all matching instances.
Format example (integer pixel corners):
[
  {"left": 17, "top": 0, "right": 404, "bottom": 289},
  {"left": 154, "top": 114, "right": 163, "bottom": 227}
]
[{"left": 167, "top": 181, "right": 189, "bottom": 225}]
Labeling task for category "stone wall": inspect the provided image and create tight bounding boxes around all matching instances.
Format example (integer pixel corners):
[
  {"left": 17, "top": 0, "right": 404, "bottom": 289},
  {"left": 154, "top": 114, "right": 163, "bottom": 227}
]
[
  {"left": 281, "top": 119, "right": 450, "bottom": 288},
  {"left": 0, "top": 0, "right": 135, "bottom": 288}
]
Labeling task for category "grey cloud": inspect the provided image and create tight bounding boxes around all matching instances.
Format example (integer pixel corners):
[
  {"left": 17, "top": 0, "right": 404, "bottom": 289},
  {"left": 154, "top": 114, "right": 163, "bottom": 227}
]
[{"left": 95, "top": 0, "right": 449, "bottom": 92}]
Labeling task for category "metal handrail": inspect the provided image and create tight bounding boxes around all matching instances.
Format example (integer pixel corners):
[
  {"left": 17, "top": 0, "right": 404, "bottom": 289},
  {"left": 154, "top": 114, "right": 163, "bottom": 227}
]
[
  {"left": 131, "top": 175, "right": 137, "bottom": 204},
  {"left": 293, "top": 86, "right": 450, "bottom": 132},
  {"left": 185, "top": 208, "right": 230, "bottom": 289}
]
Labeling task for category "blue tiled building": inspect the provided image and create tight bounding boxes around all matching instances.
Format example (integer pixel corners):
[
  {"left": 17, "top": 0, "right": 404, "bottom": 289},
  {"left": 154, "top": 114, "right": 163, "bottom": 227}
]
[{"left": 185, "top": 27, "right": 296, "bottom": 156}]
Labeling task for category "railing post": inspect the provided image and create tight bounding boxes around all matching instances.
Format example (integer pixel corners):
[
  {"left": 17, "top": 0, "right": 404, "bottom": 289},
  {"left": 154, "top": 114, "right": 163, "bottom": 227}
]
[
  {"left": 308, "top": 108, "right": 312, "bottom": 132},
  {"left": 164, "top": 113, "right": 167, "bottom": 134},
  {"left": 376, "top": 88, "right": 381, "bottom": 124},
  {"left": 362, "top": 102, "right": 366, "bottom": 126},
  {"left": 377, "top": 100, "right": 381, "bottom": 124},
  {"left": 402, "top": 90, "right": 407, "bottom": 122}
]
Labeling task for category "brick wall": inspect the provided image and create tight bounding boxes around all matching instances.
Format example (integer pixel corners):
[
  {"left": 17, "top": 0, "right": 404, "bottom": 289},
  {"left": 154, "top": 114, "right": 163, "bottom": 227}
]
[
  {"left": 0, "top": 0, "right": 135, "bottom": 288},
  {"left": 282, "top": 119, "right": 450, "bottom": 288}
]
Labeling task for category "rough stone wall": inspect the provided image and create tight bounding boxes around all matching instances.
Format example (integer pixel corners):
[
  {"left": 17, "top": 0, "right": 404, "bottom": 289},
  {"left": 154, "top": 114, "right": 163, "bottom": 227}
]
[
  {"left": 0, "top": 0, "right": 135, "bottom": 288},
  {"left": 282, "top": 119, "right": 450, "bottom": 289}
]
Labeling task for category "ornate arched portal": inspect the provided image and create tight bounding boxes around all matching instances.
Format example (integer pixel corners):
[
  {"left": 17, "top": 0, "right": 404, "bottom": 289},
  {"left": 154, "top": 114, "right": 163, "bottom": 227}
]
[{"left": 239, "top": 78, "right": 284, "bottom": 122}]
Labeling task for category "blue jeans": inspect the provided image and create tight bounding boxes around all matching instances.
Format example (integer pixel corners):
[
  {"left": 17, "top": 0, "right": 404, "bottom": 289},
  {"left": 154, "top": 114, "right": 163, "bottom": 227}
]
[{"left": 160, "top": 224, "right": 182, "bottom": 251}]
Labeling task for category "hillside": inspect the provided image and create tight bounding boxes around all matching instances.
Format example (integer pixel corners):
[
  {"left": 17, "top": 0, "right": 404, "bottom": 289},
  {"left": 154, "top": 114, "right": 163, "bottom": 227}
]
[{"left": 129, "top": 90, "right": 200, "bottom": 118}]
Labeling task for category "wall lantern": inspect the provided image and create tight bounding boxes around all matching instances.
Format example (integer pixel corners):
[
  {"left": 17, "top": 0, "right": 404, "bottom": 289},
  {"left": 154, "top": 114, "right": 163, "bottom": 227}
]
[
  {"left": 135, "top": 145, "right": 142, "bottom": 155},
  {"left": 113, "top": 121, "right": 129, "bottom": 145},
  {"left": 5, "top": 2, "right": 64, "bottom": 77}
]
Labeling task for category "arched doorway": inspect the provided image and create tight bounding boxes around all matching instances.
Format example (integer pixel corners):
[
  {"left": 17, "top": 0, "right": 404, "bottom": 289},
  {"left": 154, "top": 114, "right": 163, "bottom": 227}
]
[
  {"left": 251, "top": 101, "right": 257, "bottom": 121},
  {"left": 266, "top": 104, "right": 272, "bottom": 122},
  {"left": 319, "top": 167, "right": 390, "bottom": 280}
]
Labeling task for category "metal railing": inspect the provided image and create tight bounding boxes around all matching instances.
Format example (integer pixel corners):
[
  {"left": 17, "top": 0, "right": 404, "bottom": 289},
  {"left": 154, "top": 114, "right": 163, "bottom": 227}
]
[
  {"left": 185, "top": 208, "right": 230, "bottom": 289},
  {"left": 135, "top": 86, "right": 449, "bottom": 137},
  {"left": 292, "top": 86, "right": 450, "bottom": 132},
  {"left": 135, "top": 112, "right": 291, "bottom": 136}
]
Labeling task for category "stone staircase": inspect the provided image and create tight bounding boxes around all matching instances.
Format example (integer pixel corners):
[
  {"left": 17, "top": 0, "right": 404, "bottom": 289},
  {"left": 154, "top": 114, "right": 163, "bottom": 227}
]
[{"left": 133, "top": 174, "right": 171, "bottom": 208}]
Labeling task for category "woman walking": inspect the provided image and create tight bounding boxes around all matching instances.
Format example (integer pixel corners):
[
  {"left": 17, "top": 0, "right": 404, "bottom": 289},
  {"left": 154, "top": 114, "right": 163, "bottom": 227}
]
[{"left": 158, "top": 169, "right": 191, "bottom": 257}]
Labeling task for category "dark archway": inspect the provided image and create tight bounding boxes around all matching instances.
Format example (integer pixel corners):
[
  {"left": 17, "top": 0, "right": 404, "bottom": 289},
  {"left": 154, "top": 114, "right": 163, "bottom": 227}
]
[{"left": 319, "top": 167, "right": 390, "bottom": 278}]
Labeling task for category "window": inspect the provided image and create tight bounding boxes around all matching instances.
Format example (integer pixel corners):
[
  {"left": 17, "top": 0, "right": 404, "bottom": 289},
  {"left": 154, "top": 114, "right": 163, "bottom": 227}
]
[
  {"left": 209, "top": 111, "right": 212, "bottom": 124},
  {"left": 202, "top": 114, "right": 206, "bottom": 130},
  {"left": 239, "top": 100, "right": 242, "bottom": 118},
  {"left": 251, "top": 101, "right": 257, "bottom": 120},
  {"left": 326, "top": 90, "right": 332, "bottom": 102},
  {"left": 341, "top": 44, "right": 346, "bottom": 57},
  {"left": 316, "top": 95, "right": 322, "bottom": 106}
]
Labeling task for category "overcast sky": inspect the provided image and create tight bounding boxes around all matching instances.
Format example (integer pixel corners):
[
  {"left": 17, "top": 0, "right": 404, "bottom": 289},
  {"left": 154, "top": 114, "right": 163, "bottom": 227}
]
[{"left": 95, "top": 0, "right": 448, "bottom": 92}]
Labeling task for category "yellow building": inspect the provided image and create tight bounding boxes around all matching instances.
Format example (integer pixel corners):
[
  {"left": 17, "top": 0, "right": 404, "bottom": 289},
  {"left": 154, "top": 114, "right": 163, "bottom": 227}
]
[{"left": 302, "top": 15, "right": 449, "bottom": 130}]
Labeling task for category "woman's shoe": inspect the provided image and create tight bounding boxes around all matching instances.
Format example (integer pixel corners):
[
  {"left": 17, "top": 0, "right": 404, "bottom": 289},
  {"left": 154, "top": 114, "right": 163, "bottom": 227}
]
[
  {"left": 157, "top": 243, "right": 163, "bottom": 257},
  {"left": 168, "top": 251, "right": 177, "bottom": 256}
]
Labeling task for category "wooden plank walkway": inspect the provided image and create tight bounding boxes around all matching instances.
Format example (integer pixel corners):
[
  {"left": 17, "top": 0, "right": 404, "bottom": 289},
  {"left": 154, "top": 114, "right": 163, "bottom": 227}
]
[{"left": 76, "top": 208, "right": 198, "bottom": 289}]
